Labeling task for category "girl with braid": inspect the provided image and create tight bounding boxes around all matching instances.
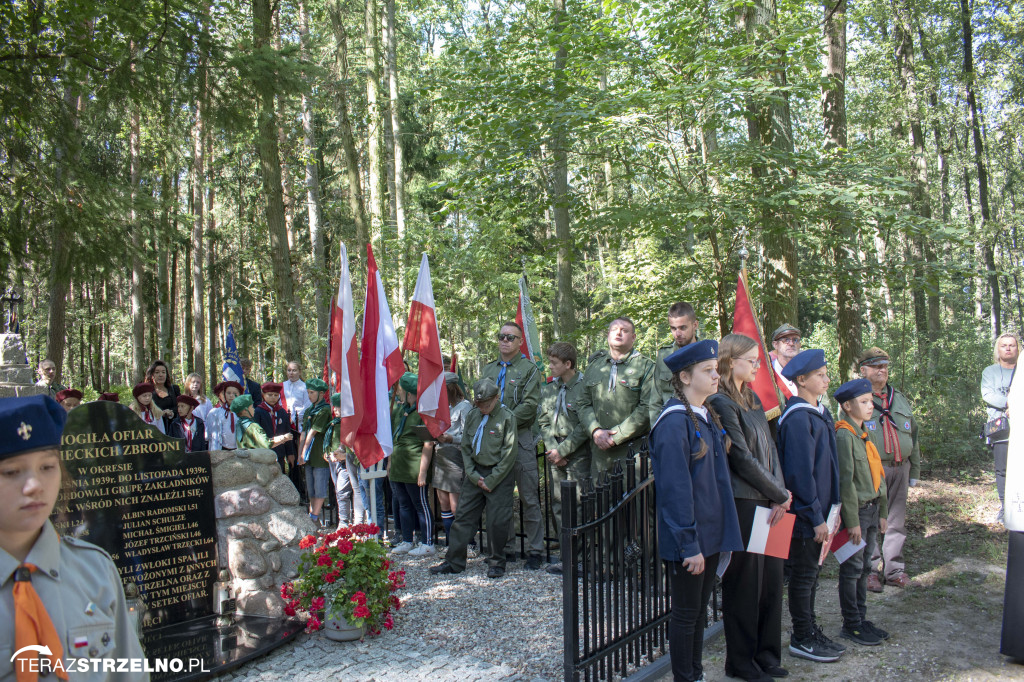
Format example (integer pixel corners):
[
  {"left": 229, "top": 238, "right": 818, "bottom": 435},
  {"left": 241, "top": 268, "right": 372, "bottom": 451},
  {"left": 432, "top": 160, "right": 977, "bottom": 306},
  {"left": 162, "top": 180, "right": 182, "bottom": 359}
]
[{"left": 650, "top": 339, "right": 742, "bottom": 682}]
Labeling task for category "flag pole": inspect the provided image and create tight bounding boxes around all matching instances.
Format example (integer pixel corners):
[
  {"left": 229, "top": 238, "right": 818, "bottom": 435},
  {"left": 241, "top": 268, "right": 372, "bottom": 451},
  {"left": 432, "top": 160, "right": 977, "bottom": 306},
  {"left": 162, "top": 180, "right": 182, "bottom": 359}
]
[{"left": 738, "top": 232, "right": 785, "bottom": 419}]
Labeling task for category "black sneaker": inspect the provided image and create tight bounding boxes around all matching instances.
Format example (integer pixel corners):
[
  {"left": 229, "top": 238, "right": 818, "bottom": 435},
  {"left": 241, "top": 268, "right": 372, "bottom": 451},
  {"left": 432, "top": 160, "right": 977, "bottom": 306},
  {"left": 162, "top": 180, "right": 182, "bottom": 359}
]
[
  {"left": 788, "top": 635, "right": 841, "bottom": 663},
  {"left": 505, "top": 552, "right": 518, "bottom": 563},
  {"left": 761, "top": 665, "right": 789, "bottom": 678},
  {"left": 814, "top": 625, "right": 846, "bottom": 653},
  {"left": 525, "top": 555, "right": 543, "bottom": 570},
  {"left": 546, "top": 563, "right": 564, "bottom": 575},
  {"left": 429, "top": 562, "right": 461, "bottom": 575},
  {"left": 862, "top": 620, "right": 890, "bottom": 640},
  {"left": 840, "top": 626, "right": 882, "bottom": 646},
  {"left": 487, "top": 565, "right": 505, "bottom": 578}
]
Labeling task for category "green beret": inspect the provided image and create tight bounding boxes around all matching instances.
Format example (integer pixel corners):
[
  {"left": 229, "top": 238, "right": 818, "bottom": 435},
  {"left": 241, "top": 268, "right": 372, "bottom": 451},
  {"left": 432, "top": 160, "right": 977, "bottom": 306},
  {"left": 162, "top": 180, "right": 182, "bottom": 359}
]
[
  {"left": 473, "top": 377, "right": 499, "bottom": 403},
  {"left": 230, "top": 394, "right": 254, "bottom": 414},
  {"left": 331, "top": 392, "right": 342, "bottom": 407},
  {"left": 399, "top": 372, "right": 418, "bottom": 394},
  {"left": 306, "top": 378, "right": 328, "bottom": 393}
]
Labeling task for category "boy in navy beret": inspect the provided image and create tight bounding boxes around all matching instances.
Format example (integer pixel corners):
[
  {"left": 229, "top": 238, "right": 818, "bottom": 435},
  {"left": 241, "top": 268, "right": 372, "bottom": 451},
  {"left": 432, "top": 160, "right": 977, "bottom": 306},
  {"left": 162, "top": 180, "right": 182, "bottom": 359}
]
[
  {"left": 833, "top": 379, "right": 889, "bottom": 647},
  {"left": 776, "top": 349, "right": 844, "bottom": 663}
]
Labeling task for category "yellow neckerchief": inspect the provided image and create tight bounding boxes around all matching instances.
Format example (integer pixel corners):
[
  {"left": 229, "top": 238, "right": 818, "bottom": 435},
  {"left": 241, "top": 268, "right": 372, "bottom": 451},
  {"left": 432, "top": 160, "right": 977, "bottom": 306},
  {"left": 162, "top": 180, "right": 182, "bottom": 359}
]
[{"left": 836, "top": 420, "right": 885, "bottom": 493}]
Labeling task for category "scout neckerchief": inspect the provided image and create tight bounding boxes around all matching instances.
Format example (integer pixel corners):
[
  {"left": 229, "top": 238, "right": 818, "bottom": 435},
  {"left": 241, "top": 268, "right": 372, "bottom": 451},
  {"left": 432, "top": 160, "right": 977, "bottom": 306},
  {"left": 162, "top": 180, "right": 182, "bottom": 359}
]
[
  {"left": 473, "top": 414, "right": 490, "bottom": 454},
  {"left": 304, "top": 399, "right": 328, "bottom": 431},
  {"left": 13, "top": 563, "right": 69, "bottom": 682},
  {"left": 141, "top": 407, "right": 155, "bottom": 424},
  {"left": 871, "top": 385, "right": 902, "bottom": 462},
  {"left": 218, "top": 400, "right": 236, "bottom": 431},
  {"left": 497, "top": 361, "right": 511, "bottom": 402},
  {"left": 836, "top": 419, "right": 885, "bottom": 493},
  {"left": 392, "top": 402, "right": 416, "bottom": 440},
  {"left": 182, "top": 415, "right": 195, "bottom": 450},
  {"left": 323, "top": 415, "right": 341, "bottom": 458},
  {"left": 258, "top": 400, "right": 282, "bottom": 434},
  {"left": 608, "top": 350, "right": 638, "bottom": 392}
]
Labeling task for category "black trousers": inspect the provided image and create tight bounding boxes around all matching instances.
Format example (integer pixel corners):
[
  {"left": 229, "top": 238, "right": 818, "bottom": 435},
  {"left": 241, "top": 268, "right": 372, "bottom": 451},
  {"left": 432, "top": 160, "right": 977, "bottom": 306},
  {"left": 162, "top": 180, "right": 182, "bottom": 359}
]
[
  {"left": 994, "top": 441, "right": 1008, "bottom": 506},
  {"left": 722, "top": 499, "right": 784, "bottom": 678},
  {"left": 787, "top": 536, "right": 823, "bottom": 641},
  {"left": 837, "top": 501, "right": 879, "bottom": 629},
  {"left": 667, "top": 553, "right": 720, "bottom": 682},
  {"left": 1002, "top": 531, "right": 1024, "bottom": 658}
]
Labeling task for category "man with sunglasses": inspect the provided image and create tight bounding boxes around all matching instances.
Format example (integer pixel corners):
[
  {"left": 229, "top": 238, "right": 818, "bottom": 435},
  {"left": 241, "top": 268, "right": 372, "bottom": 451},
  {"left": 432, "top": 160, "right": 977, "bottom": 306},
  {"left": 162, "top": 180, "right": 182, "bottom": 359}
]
[
  {"left": 480, "top": 321, "right": 544, "bottom": 569},
  {"left": 769, "top": 323, "right": 802, "bottom": 400}
]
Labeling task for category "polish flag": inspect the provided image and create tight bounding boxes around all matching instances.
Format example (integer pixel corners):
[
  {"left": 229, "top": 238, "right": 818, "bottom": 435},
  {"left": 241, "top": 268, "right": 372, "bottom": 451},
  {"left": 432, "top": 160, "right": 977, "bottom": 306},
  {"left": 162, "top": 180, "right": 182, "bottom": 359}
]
[
  {"left": 732, "top": 270, "right": 783, "bottom": 420},
  {"left": 829, "top": 527, "right": 868, "bottom": 564},
  {"left": 353, "top": 244, "right": 404, "bottom": 467},
  {"left": 330, "top": 243, "right": 363, "bottom": 448},
  {"left": 402, "top": 254, "right": 451, "bottom": 438},
  {"left": 745, "top": 506, "right": 796, "bottom": 559}
]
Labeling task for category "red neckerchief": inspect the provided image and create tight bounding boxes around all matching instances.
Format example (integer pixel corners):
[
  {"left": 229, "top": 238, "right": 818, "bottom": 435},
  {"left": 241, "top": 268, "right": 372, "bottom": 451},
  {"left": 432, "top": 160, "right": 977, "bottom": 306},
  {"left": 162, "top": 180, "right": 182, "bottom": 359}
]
[
  {"left": 182, "top": 416, "right": 195, "bottom": 450},
  {"left": 142, "top": 409, "right": 154, "bottom": 423},
  {"left": 872, "top": 386, "right": 902, "bottom": 462},
  {"left": 219, "top": 402, "right": 235, "bottom": 430}
]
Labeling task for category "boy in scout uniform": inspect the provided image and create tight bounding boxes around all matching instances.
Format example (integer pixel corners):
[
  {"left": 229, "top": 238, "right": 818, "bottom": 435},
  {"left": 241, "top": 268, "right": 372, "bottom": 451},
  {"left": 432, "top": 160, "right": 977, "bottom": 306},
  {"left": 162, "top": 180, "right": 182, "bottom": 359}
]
[
  {"left": 833, "top": 379, "right": 890, "bottom": 647},
  {"left": 537, "top": 343, "right": 591, "bottom": 575},
  {"left": 578, "top": 317, "right": 655, "bottom": 478},
  {"left": 231, "top": 394, "right": 293, "bottom": 451},
  {"left": 649, "top": 301, "right": 699, "bottom": 424},
  {"left": 480, "top": 322, "right": 543, "bottom": 569},
  {"left": 430, "top": 378, "right": 518, "bottom": 579},
  {"left": 297, "top": 378, "right": 332, "bottom": 527},
  {"left": 858, "top": 347, "right": 920, "bottom": 590}
]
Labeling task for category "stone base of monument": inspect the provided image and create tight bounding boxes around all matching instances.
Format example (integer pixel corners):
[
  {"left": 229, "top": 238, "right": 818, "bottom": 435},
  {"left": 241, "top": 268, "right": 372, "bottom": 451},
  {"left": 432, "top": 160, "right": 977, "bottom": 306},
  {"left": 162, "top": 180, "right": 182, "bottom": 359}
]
[
  {"left": 0, "top": 332, "right": 46, "bottom": 397},
  {"left": 143, "top": 614, "right": 305, "bottom": 681}
]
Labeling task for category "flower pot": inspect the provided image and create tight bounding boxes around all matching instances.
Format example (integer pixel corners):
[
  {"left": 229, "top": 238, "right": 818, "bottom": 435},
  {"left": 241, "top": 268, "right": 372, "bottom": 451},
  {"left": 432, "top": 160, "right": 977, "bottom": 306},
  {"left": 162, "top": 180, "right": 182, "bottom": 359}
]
[{"left": 323, "top": 616, "right": 365, "bottom": 642}]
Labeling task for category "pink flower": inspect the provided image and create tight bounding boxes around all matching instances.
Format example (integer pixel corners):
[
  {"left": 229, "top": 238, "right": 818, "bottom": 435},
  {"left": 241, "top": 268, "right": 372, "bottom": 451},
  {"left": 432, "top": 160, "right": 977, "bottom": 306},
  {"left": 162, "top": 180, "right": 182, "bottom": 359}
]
[
  {"left": 335, "top": 559, "right": 346, "bottom": 569},
  {"left": 298, "top": 535, "right": 316, "bottom": 549},
  {"left": 305, "top": 615, "right": 322, "bottom": 633},
  {"left": 284, "top": 602, "right": 296, "bottom": 617},
  {"left": 310, "top": 596, "right": 325, "bottom": 611},
  {"left": 390, "top": 595, "right": 402, "bottom": 610},
  {"left": 353, "top": 605, "right": 371, "bottom": 619},
  {"left": 317, "top": 554, "right": 333, "bottom": 566}
]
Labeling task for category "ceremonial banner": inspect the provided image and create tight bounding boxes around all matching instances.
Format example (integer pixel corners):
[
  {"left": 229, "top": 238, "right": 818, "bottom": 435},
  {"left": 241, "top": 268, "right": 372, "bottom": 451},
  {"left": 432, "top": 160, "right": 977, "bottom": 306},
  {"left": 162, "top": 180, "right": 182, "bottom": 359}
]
[
  {"left": 331, "top": 243, "right": 364, "bottom": 448},
  {"left": 222, "top": 324, "right": 245, "bottom": 390},
  {"left": 731, "top": 270, "right": 783, "bottom": 420},
  {"left": 354, "top": 244, "right": 404, "bottom": 467},
  {"left": 402, "top": 254, "right": 451, "bottom": 438},
  {"left": 516, "top": 274, "right": 542, "bottom": 368}
]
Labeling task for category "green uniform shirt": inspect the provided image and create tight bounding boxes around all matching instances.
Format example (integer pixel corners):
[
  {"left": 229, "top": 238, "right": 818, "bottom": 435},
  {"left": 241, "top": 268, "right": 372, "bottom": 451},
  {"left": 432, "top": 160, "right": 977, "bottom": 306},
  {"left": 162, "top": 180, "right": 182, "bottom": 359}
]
[
  {"left": 577, "top": 349, "right": 655, "bottom": 458},
  {"left": 481, "top": 355, "right": 541, "bottom": 434},
  {"left": 461, "top": 404, "right": 518, "bottom": 491},
  {"left": 537, "top": 372, "right": 589, "bottom": 460},
  {"left": 649, "top": 342, "right": 686, "bottom": 424},
  {"left": 237, "top": 417, "right": 270, "bottom": 450},
  {"left": 836, "top": 424, "right": 889, "bottom": 529},
  {"left": 302, "top": 401, "right": 332, "bottom": 468},
  {"left": 864, "top": 386, "right": 921, "bottom": 479},
  {"left": 389, "top": 401, "right": 425, "bottom": 484}
]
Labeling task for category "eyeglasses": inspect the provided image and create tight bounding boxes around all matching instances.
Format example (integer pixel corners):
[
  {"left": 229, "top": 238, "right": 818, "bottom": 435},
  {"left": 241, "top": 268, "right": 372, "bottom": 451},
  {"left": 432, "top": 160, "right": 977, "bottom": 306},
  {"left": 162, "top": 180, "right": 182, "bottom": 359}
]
[
  {"left": 736, "top": 356, "right": 761, "bottom": 368},
  {"left": 497, "top": 333, "right": 520, "bottom": 342},
  {"left": 778, "top": 337, "right": 801, "bottom": 345}
]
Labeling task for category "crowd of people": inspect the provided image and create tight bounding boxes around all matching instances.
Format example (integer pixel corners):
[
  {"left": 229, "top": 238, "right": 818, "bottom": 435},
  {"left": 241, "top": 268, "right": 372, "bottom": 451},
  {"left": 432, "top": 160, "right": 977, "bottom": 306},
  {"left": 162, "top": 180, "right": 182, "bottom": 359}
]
[{"left": 21, "top": 303, "right": 1020, "bottom": 682}]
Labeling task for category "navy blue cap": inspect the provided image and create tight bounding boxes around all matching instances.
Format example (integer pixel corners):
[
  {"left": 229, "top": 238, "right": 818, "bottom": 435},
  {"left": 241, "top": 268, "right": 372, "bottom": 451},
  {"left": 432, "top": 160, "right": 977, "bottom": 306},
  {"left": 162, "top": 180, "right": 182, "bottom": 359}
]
[
  {"left": 0, "top": 395, "right": 67, "bottom": 461},
  {"left": 664, "top": 339, "right": 719, "bottom": 373},
  {"left": 780, "top": 349, "right": 827, "bottom": 381},
  {"left": 833, "top": 378, "right": 872, "bottom": 404}
]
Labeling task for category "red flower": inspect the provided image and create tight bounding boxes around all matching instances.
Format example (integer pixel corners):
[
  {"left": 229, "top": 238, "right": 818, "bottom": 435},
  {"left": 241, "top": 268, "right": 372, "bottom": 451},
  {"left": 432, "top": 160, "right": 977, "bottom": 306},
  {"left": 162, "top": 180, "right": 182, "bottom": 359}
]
[
  {"left": 383, "top": 614, "right": 394, "bottom": 630},
  {"left": 310, "top": 596, "right": 325, "bottom": 611},
  {"left": 353, "top": 605, "right": 371, "bottom": 619},
  {"left": 280, "top": 583, "right": 293, "bottom": 599},
  {"left": 305, "top": 615, "right": 322, "bottom": 633},
  {"left": 335, "top": 559, "right": 346, "bottom": 569},
  {"left": 323, "top": 571, "right": 339, "bottom": 584},
  {"left": 298, "top": 535, "right": 316, "bottom": 549},
  {"left": 382, "top": 559, "right": 392, "bottom": 570},
  {"left": 337, "top": 539, "right": 354, "bottom": 555},
  {"left": 284, "top": 602, "right": 296, "bottom": 617},
  {"left": 390, "top": 595, "right": 401, "bottom": 610},
  {"left": 350, "top": 591, "right": 367, "bottom": 605},
  {"left": 317, "top": 553, "right": 333, "bottom": 566},
  {"left": 314, "top": 544, "right": 329, "bottom": 554}
]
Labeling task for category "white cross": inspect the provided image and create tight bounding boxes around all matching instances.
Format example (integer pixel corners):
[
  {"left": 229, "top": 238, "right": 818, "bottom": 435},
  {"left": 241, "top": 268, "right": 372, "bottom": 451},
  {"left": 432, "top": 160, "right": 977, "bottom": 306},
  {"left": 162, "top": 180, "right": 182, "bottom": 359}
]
[{"left": 17, "top": 422, "right": 32, "bottom": 440}]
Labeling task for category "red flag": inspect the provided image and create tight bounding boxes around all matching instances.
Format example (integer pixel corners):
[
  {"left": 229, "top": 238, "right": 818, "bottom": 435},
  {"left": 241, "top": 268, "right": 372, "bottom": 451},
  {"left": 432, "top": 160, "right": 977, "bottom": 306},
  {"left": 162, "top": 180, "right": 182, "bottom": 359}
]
[
  {"left": 732, "top": 269, "right": 783, "bottom": 420},
  {"left": 449, "top": 352, "right": 458, "bottom": 373},
  {"left": 515, "top": 275, "right": 540, "bottom": 363},
  {"left": 331, "top": 243, "right": 363, "bottom": 448},
  {"left": 353, "top": 244, "right": 404, "bottom": 467},
  {"left": 402, "top": 254, "right": 451, "bottom": 438}
]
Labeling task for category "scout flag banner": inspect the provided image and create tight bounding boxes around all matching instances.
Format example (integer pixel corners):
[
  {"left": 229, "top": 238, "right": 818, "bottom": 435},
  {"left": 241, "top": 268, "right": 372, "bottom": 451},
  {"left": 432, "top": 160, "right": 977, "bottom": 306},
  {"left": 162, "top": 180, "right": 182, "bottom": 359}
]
[
  {"left": 222, "top": 324, "right": 245, "bottom": 390},
  {"left": 402, "top": 254, "right": 451, "bottom": 438},
  {"left": 732, "top": 270, "right": 783, "bottom": 420},
  {"left": 516, "top": 274, "right": 543, "bottom": 368},
  {"left": 331, "top": 242, "right": 364, "bottom": 447}
]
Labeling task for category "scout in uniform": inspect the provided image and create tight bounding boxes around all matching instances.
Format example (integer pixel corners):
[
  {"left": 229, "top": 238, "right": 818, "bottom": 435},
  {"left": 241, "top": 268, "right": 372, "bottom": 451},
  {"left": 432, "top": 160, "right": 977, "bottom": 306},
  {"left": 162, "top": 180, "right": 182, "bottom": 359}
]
[
  {"left": 230, "top": 394, "right": 293, "bottom": 451},
  {"left": 206, "top": 381, "right": 243, "bottom": 450},
  {"left": 768, "top": 324, "right": 802, "bottom": 402},
  {"left": 130, "top": 382, "right": 165, "bottom": 435},
  {"left": 578, "top": 317, "right": 655, "bottom": 477},
  {"left": 0, "top": 395, "right": 148, "bottom": 681},
  {"left": 649, "top": 301, "right": 700, "bottom": 425},
  {"left": 776, "top": 349, "right": 844, "bottom": 663},
  {"left": 54, "top": 389, "right": 83, "bottom": 413},
  {"left": 833, "top": 379, "right": 890, "bottom": 647},
  {"left": 537, "top": 342, "right": 591, "bottom": 576},
  {"left": 650, "top": 340, "right": 743, "bottom": 682},
  {"left": 858, "top": 347, "right": 920, "bottom": 591},
  {"left": 480, "top": 322, "right": 543, "bottom": 568},
  {"left": 256, "top": 382, "right": 297, "bottom": 474},
  {"left": 170, "top": 395, "right": 207, "bottom": 453},
  {"left": 297, "top": 378, "right": 331, "bottom": 527},
  {"left": 389, "top": 373, "right": 434, "bottom": 556},
  {"left": 430, "top": 378, "right": 518, "bottom": 579}
]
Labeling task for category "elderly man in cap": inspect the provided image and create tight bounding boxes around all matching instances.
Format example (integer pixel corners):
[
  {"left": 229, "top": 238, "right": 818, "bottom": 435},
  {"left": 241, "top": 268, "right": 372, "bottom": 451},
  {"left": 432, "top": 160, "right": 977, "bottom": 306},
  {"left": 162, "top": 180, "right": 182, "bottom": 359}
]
[
  {"left": 858, "top": 347, "right": 920, "bottom": 591},
  {"left": 649, "top": 301, "right": 700, "bottom": 424},
  {"left": 769, "top": 324, "right": 802, "bottom": 400},
  {"left": 430, "top": 377, "right": 518, "bottom": 579}
]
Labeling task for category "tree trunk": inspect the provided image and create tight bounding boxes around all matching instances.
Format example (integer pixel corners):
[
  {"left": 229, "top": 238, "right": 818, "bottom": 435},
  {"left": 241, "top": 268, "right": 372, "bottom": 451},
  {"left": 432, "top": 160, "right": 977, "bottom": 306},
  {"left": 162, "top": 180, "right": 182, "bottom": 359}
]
[
  {"left": 551, "top": 0, "right": 575, "bottom": 336},
  {"left": 129, "top": 72, "right": 146, "bottom": 380},
  {"left": 253, "top": 0, "right": 300, "bottom": 361},
  {"left": 365, "top": 0, "right": 386, "bottom": 246},
  {"left": 386, "top": 0, "right": 409, "bottom": 310}
]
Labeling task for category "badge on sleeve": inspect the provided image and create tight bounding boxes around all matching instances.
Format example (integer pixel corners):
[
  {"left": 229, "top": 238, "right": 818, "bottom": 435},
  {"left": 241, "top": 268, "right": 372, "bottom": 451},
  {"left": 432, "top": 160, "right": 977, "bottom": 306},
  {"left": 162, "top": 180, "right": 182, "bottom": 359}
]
[
  {"left": 904, "top": 421, "right": 911, "bottom": 430},
  {"left": 865, "top": 420, "right": 877, "bottom": 431}
]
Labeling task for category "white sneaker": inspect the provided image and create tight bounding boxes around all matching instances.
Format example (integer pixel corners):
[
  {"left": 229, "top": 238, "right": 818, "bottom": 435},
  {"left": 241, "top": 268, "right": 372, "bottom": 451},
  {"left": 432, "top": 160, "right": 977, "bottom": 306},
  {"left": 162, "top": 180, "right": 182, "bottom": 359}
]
[
  {"left": 390, "top": 541, "right": 414, "bottom": 554},
  {"left": 409, "top": 544, "right": 436, "bottom": 557}
]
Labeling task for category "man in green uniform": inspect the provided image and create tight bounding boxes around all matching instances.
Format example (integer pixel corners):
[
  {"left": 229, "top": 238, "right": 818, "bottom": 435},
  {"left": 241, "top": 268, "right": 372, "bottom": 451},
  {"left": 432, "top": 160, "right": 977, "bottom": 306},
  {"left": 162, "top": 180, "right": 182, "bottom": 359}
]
[
  {"left": 230, "top": 393, "right": 294, "bottom": 450},
  {"left": 430, "top": 378, "right": 518, "bottom": 578},
  {"left": 858, "top": 347, "right": 920, "bottom": 591},
  {"left": 649, "top": 302, "right": 699, "bottom": 424},
  {"left": 297, "top": 378, "right": 332, "bottom": 528},
  {"left": 578, "top": 317, "right": 656, "bottom": 477},
  {"left": 480, "top": 321, "right": 544, "bottom": 568},
  {"left": 537, "top": 342, "right": 591, "bottom": 575}
]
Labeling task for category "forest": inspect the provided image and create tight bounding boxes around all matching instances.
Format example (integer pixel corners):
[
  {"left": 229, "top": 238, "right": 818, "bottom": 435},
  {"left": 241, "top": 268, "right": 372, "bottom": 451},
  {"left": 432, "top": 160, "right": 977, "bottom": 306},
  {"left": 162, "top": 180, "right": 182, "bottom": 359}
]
[{"left": 1, "top": 0, "right": 1022, "bottom": 465}]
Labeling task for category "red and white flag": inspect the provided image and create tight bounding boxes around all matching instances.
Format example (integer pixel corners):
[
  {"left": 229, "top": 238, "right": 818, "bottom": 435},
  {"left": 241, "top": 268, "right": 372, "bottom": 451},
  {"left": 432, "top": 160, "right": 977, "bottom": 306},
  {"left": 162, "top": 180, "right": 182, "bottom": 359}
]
[
  {"left": 829, "top": 527, "right": 868, "bottom": 564},
  {"left": 353, "top": 244, "right": 405, "bottom": 467},
  {"left": 402, "top": 254, "right": 451, "bottom": 438},
  {"left": 746, "top": 506, "right": 796, "bottom": 559},
  {"left": 732, "top": 269, "right": 784, "bottom": 420},
  {"left": 330, "top": 242, "right": 363, "bottom": 448}
]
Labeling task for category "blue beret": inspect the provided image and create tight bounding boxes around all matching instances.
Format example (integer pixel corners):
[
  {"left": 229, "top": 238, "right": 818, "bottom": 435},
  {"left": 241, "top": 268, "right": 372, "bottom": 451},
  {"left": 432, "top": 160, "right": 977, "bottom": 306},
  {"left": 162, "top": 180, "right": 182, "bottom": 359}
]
[
  {"left": 0, "top": 395, "right": 67, "bottom": 461},
  {"left": 780, "top": 349, "right": 827, "bottom": 381},
  {"left": 833, "top": 378, "right": 872, "bottom": 405},
  {"left": 664, "top": 339, "right": 718, "bottom": 373}
]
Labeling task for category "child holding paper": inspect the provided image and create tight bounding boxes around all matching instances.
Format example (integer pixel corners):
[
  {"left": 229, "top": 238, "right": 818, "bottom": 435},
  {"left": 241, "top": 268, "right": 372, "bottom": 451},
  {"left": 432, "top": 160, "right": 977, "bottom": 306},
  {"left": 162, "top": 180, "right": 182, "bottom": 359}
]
[
  {"left": 834, "top": 379, "right": 889, "bottom": 646},
  {"left": 776, "top": 349, "right": 843, "bottom": 663},
  {"left": 709, "top": 334, "right": 792, "bottom": 681}
]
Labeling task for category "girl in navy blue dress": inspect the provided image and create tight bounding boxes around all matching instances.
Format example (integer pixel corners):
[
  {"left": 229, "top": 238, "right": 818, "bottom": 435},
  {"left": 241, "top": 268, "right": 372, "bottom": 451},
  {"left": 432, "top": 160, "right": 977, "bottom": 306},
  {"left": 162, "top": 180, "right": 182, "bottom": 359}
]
[{"left": 651, "top": 340, "right": 743, "bottom": 682}]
